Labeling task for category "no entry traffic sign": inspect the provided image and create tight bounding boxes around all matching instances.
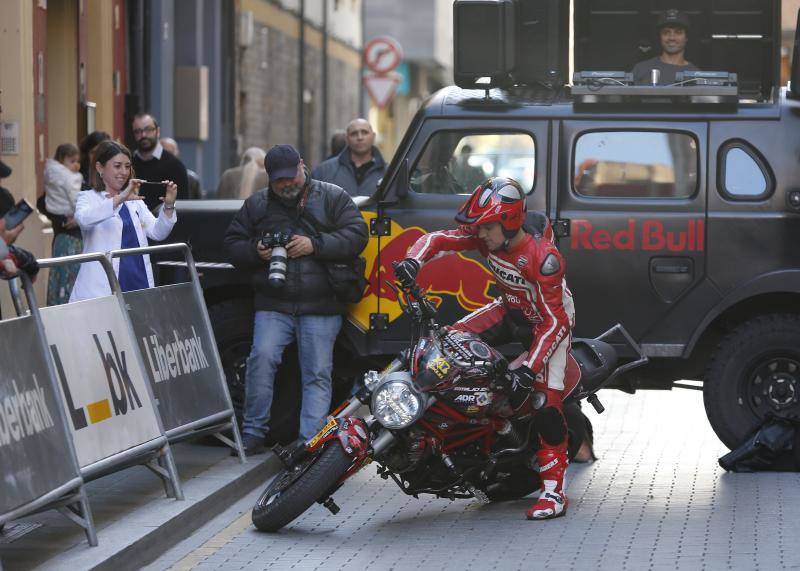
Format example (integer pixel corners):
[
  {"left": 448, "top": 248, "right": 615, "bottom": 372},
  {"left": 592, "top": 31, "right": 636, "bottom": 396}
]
[{"left": 364, "top": 37, "right": 403, "bottom": 74}]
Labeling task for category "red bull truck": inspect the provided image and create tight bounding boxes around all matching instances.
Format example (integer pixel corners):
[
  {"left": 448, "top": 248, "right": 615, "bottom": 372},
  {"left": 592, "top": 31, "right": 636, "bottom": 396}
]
[{"left": 159, "top": 0, "right": 800, "bottom": 450}]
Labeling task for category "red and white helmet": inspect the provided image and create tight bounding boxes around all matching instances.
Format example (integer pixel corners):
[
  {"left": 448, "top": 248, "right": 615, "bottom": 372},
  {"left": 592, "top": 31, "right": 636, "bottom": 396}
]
[{"left": 455, "top": 177, "right": 526, "bottom": 235}]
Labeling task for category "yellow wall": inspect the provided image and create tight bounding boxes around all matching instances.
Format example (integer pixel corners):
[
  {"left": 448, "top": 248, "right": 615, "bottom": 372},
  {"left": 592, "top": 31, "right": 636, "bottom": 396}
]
[
  {"left": 47, "top": 0, "right": 79, "bottom": 155},
  {"left": 0, "top": 0, "right": 48, "bottom": 313},
  {"left": 86, "top": 0, "right": 114, "bottom": 135}
]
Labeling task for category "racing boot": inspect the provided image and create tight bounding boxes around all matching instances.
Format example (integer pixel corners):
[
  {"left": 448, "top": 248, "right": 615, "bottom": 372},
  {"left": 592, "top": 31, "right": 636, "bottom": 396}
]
[{"left": 526, "top": 445, "right": 568, "bottom": 520}]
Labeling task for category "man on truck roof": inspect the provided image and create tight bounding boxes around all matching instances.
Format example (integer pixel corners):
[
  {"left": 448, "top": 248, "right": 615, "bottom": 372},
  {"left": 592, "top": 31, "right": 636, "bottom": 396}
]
[{"left": 632, "top": 9, "right": 699, "bottom": 86}]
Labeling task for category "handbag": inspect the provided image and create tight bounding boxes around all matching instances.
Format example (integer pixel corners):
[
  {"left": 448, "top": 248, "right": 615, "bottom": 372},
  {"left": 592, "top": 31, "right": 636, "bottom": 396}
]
[{"left": 298, "top": 209, "right": 367, "bottom": 304}]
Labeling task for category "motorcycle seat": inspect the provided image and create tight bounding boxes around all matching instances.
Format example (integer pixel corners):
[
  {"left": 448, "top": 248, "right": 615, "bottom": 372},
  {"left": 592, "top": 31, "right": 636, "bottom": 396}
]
[{"left": 571, "top": 338, "right": 617, "bottom": 395}]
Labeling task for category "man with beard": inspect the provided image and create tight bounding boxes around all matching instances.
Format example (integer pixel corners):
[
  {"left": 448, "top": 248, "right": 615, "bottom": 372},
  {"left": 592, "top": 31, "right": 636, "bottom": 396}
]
[
  {"left": 223, "top": 144, "right": 367, "bottom": 455},
  {"left": 632, "top": 9, "right": 699, "bottom": 86},
  {"left": 131, "top": 113, "right": 189, "bottom": 210},
  {"left": 312, "top": 118, "right": 386, "bottom": 197}
]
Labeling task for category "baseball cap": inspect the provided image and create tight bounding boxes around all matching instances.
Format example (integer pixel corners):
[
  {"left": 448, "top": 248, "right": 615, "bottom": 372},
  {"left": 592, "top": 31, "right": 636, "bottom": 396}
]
[
  {"left": 265, "top": 144, "right": 301, "bottom": 180},
  {"left": 657, "top": 9, "right": 690, "bottom": 31},
  {"left": 0, "top": 159, "right": 11, "bottom": 179}
]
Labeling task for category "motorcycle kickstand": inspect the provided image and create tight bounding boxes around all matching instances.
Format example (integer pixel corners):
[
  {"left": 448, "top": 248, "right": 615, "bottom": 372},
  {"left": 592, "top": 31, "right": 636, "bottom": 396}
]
[{"left": 318, "top": 496, "right": 341, "bottom": 515}]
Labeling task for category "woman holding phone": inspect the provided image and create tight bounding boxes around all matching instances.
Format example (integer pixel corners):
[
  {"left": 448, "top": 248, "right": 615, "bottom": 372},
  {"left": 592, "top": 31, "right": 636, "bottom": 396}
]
[{"left": 70, "top": 140, "right": 177, "bottom": 302}]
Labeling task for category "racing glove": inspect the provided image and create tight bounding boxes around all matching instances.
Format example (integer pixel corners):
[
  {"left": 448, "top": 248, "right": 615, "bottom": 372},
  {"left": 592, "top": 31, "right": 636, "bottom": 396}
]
[
  {"left": 393, "top": 258, "right": 420, "bottom": 289},
  {"left": 505, "top": 365, "right": 545, "bottom": 410},
  {"left": 508, "top": 364, "right": 538, "bottom": 391}
]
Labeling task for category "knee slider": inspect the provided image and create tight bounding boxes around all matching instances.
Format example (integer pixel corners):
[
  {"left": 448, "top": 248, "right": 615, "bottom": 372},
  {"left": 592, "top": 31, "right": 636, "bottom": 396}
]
[{"left": 534, "top": 406, "right": 567, "bottom": 445}]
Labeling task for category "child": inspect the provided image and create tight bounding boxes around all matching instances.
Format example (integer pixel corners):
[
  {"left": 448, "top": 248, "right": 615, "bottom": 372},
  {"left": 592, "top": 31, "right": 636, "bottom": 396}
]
[
  {"left": 45, "top": 143, "right": 82, "bottom": 217},
  {"left": 44, "top": 143, "right": 84, "bottom": 305}
]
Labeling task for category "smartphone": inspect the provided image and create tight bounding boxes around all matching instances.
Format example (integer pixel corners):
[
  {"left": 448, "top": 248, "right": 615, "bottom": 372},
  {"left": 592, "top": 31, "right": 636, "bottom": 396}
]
[
  {"left": 139, "top": 181, "right": 167, "bottom": 189},
  {"left": 3, "top": 198, "right": 34, "bottom": 230},
  {"left": 138, "top": 181, "right": 167, "bottom": 206}
]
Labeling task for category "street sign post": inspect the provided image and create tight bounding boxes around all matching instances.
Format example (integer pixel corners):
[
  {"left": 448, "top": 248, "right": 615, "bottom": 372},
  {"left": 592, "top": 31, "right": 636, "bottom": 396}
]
[
  {"left": 364, "top": 37, "right": 403, "bottom": 74},
  {"left": 363, "top": 36, "right": 403, "bottom": 109},
  {"left": 364, "top": 74, "right": 401, "bottom": 109}
]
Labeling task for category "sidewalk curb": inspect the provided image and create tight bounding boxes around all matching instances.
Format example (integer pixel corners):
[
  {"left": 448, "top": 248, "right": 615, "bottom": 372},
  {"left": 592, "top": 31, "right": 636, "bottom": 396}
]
[{"left": 38, "top": 453, "right": 281, "bottom": 571}]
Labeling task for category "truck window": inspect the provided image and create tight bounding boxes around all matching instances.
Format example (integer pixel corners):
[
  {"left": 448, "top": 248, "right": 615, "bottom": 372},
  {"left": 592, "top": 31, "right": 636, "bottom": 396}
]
[
  {"left": 719, "top": 144, "right": 772, "bottom": 200},
  {"left": 411, "top": 132, "right": 535, "bottom": 195},
  {"left": 573, "top": 131, "right": 698, "bottom": 199}
]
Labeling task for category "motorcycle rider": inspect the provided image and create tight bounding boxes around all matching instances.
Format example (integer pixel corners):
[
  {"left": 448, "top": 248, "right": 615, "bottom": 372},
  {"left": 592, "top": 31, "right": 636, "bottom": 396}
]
[{"left": 394, "top": 177, "right": 575, "bottom": 520}]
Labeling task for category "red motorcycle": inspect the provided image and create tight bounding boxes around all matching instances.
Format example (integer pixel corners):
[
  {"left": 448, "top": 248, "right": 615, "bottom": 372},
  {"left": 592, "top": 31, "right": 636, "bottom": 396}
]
[{"left": 252, "top": 279, "right": 647, "bottom": 532}]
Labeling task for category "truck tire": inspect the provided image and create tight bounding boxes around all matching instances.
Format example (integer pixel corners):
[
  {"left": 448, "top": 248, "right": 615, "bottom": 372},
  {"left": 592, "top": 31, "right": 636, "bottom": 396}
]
[
  {"left": 252, "top": 443, "right": 352, "bottom": 532},
  {"left": 208, "top": 300, "right": 301, "bottom": 444},
  {"left": 704, "top": 314, "right": 800, "bottom": 449}
]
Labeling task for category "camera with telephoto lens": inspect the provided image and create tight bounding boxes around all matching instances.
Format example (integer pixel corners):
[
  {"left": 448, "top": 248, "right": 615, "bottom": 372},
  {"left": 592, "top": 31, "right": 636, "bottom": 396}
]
[{"left": 261, "top": 231, "right": 293, "bottom": 288}]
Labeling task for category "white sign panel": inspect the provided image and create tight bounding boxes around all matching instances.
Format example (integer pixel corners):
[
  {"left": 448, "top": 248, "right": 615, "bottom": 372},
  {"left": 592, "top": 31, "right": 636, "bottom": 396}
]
[{"left": 40, "top": 296, "right": 164, "bottom": 468}]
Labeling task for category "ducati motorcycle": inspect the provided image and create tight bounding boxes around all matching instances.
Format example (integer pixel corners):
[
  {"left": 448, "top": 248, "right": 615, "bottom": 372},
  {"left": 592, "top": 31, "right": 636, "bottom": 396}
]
[{"left": 252, "top": 279, "right": 647, "bottom": 532}]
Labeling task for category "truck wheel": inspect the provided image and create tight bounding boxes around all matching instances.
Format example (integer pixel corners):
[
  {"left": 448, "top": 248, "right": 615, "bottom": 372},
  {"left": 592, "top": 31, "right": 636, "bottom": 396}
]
[
  {"left": 704, "top": 314, "right": 800, "bottom": 449},
  {"left": 208, "top": 300, "right": 301, "bottom": 444}
]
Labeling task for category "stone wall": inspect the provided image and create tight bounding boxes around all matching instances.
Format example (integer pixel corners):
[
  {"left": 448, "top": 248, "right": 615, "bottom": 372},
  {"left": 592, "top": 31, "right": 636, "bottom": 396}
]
[{"left": 236, "top": 18, "right": 360, "bottom": 169}]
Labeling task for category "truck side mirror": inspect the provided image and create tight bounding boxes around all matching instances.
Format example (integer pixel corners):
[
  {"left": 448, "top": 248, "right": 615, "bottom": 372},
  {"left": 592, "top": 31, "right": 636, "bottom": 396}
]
[{"left": 791, "top": 9, "right": 800, "bottom": 99}]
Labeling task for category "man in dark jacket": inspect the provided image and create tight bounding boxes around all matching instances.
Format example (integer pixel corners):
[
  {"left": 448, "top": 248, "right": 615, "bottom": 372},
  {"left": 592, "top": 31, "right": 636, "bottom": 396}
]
[
  {"left": 224, "top": 144, "right": 368, "bottom": 455},
  {"left": 312, "top": 118, "right": 386, "bottom": 197},
  {"left": 131, "top": 113, "right": 190, "bottom": 209}
]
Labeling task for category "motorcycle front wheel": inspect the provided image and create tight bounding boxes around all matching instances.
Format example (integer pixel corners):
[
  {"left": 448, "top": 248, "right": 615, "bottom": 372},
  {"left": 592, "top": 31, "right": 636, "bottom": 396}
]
[{"left": 252, "top": 443, "right": 353, "bottom": 532}]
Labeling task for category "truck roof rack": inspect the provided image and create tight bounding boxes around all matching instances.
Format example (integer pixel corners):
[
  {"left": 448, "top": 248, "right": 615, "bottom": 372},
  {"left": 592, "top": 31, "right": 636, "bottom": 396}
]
[{"left": 571, "top": 71, "right": 739, "bottom": 110}]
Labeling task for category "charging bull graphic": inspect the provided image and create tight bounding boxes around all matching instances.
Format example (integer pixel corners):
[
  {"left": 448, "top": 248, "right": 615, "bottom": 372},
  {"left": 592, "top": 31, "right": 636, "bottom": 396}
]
[{"left": 348, "top": 212, "right": 495, "bottom": 332}]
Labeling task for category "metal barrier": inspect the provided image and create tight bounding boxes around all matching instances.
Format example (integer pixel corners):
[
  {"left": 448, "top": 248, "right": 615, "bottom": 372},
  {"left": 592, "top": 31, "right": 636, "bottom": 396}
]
[
  {"left": 110, "top": 243, "right": 244, "bottom": 459},
  {"left": 35, "top": 252, "right": 184, "bottom": 499},
  {"left": 0, "top": 273, "right": 97, "bottom": 546}
]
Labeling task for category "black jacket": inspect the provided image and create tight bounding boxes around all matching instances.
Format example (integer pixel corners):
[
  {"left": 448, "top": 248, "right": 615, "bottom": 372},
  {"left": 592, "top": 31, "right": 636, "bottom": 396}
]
[
  {"left": 311, "top": 146, "right": 386, "bottom": 197},
  {"left": 223, "top": 175, "right": 368, "bottom": 315}
]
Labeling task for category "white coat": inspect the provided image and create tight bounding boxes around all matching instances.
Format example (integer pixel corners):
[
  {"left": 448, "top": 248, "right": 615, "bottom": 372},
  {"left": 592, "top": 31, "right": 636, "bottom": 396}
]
[{"left": 69, "top": 189, "right": 176, "bottom": 302}]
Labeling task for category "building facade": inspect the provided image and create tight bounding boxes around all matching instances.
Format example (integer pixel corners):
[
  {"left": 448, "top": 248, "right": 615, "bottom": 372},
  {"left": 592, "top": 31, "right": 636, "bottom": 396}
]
[{"left": 362, "top": 0, "right": 454, "bottom": 158}]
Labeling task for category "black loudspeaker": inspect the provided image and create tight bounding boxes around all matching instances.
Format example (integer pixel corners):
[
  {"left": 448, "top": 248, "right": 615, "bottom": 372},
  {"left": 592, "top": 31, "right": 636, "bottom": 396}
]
[
  {"left": 454, "top": 0, "right": 516, "bottom": 88},
  {"left": 514, "top": 0, "right": 569, "bottom": 88}
]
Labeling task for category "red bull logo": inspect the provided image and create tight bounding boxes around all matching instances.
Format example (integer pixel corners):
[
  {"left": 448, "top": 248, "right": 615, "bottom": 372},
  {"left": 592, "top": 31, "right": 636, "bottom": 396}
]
[
  {"left": 348, "top": 213, "right": 495, "bottom": 331},
  {"left": 571, "top": 218, "right": 704, "bottom": 252}
]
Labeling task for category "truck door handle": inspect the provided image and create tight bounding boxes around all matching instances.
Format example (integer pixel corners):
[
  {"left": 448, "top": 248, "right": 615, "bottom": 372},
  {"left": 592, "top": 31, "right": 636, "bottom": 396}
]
[{"left": 653, "top": 263, "right": 690, "bottom": 274}]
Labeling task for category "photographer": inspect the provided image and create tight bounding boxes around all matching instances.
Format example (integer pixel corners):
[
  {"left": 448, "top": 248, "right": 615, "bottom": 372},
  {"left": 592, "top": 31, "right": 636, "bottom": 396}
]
[{"left": 224, "top": 144, "right": 368, "bottom": 455}]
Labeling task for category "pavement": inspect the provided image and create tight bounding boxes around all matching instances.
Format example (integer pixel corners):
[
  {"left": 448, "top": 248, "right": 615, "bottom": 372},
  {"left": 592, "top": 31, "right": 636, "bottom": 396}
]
[
  {"left": 0, "top": 440, "right": 281, "bottom": 571},
  {"left": 148, "top": 390, "right": 800, "bottom": 571},
  {"left": 4, "top": 389, "right": 800, "bottom": 570}
]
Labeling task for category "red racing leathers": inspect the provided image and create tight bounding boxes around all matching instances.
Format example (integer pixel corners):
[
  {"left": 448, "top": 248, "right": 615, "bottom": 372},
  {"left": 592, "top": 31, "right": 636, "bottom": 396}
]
[{"left": 406, "top": 222, "right": 575, "bottom": 519}]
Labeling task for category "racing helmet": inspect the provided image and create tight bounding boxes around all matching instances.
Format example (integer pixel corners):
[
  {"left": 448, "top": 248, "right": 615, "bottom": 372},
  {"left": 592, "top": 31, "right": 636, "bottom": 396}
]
[{"left": 455, "top": 177, "right": 526, "bottom": 237}]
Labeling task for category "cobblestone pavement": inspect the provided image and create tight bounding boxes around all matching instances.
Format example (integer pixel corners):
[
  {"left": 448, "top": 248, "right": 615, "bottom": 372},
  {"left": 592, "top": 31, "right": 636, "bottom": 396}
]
[{"left": 154, "top": 390, "right": 800, "bottom": 571}]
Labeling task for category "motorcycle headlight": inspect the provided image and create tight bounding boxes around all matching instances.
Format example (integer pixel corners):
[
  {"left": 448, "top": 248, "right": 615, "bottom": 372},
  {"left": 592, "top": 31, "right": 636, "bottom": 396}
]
[{"left": 371, "top": 375, "right": 424, "bottom": 430}]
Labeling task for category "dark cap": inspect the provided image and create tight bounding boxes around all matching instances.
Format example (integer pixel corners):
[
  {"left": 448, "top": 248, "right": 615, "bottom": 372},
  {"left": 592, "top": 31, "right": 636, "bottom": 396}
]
[
  {"left": 657, "top": 9, "right": 690, "bottom": 31},
  {"left": 0, "top": 159, "right": 11, "bottom": 179},
  {"left": 265, "top": 144, "right": 301, "bottom": 180}
]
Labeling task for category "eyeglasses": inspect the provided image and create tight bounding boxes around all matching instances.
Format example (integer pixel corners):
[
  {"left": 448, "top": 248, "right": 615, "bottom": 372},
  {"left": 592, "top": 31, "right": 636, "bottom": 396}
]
[{"left": 133, "top": 126, "right": 157, "bottom": 136}]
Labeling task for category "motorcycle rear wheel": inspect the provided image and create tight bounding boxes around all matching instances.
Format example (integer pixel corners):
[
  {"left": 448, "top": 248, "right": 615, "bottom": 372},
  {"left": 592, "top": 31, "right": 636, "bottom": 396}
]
[{"left": 252, "top": 444, "right": 352, "bottom": 532}]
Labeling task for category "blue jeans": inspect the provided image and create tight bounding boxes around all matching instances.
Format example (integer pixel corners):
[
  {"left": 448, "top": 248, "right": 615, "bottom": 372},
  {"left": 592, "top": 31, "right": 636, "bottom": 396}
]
[{"left": 243, "top": 311, "right": 342, "bottom": 441}]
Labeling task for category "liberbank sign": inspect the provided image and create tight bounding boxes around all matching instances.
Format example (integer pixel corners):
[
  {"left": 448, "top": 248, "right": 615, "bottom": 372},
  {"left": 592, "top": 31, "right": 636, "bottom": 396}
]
[{"left": 40, "top": 296, "right": 163, "bottom": 468}]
